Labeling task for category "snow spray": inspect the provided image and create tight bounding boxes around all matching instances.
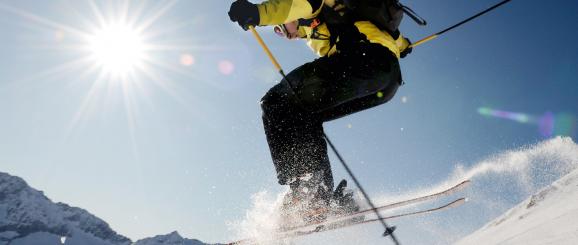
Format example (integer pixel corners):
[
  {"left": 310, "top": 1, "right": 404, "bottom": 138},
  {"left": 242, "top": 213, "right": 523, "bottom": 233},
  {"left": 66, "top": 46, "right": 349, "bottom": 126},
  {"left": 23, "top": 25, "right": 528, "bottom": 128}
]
[{"left": 228, "top": 137, "right": 578, "bottom": 244}]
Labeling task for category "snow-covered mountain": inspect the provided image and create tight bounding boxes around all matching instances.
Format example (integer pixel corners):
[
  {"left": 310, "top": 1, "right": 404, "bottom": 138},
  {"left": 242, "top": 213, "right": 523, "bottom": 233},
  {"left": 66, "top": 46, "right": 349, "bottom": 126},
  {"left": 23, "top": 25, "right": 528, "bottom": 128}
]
[
  {"left": 0, "top": 171, "right": 130, "bottom": 245},
  {"left": 455, "top": 168, "right": 578, "bottom": 245},
  {"left": 0, "top": 172, "right": 220, "bottom": 245},
  {"left": 134, "top": 231, "right": 219, "bottom": 245}
]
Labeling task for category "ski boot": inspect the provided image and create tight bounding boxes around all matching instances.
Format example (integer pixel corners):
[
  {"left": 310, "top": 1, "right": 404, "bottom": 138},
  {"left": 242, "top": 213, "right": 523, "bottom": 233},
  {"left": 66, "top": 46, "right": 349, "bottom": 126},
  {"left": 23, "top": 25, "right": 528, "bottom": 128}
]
[
  {"left": 327, "top": 180, "right": 364, "bottom": 227},
  {"left": 280, "top": 172, "right": 332, "bottom": 226},
  {"left": 331, "top": 179, "right": 360, "bottom": 215}
]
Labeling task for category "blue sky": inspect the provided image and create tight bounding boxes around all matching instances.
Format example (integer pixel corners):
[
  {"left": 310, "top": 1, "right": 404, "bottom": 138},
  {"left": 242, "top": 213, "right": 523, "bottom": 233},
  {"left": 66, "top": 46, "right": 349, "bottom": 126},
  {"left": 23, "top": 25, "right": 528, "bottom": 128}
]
[{"left": 0, "top": 0, "right": 577, "bottom": 244}]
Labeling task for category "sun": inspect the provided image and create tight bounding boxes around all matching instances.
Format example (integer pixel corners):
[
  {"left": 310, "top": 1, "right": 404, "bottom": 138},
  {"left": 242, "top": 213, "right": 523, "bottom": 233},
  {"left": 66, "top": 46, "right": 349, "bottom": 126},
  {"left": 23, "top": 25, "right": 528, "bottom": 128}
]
[
  {"left": 88, "top": 22, "right": 146, "bottom": 77},
  {"left": 0, "top": 0, "right": 213, "bottom": 146}
]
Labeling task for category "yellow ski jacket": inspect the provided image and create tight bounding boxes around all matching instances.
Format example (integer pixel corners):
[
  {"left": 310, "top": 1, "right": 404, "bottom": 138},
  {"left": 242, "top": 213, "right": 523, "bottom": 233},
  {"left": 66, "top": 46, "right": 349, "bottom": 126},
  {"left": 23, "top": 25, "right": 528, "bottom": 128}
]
[{"left": 256, "top": 0, "right": 411, "bottom": 57}]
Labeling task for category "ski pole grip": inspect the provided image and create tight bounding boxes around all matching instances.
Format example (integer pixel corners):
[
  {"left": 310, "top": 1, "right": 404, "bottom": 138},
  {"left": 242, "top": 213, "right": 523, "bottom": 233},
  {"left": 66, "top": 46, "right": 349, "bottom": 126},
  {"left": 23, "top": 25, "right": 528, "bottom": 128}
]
[
  {"left": 409, "top": 34, "right": 438, "bottom": 48},
  {"left": 249, "top": 26, "right": 283, "bottom": 73}
]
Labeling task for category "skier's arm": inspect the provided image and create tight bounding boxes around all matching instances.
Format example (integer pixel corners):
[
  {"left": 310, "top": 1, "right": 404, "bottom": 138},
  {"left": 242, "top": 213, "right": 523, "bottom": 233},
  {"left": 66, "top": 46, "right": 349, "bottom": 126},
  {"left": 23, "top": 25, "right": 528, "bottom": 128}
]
[
  {"left": 397, "top": 34, "right": 413, "bottom": 58},
  {"left": 257, "top": 0, "right": 323, "bottom": 26}
]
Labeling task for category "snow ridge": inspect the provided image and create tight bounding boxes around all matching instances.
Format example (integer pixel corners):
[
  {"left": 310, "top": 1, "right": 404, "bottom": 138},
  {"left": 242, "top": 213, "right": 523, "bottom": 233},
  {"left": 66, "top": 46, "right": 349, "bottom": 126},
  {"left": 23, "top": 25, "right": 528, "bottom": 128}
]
[
  {"left": 0, "top": 171, "right": 131, "bottom": 244},
  {"left": 0, "top": 171, "right": 222, "bottom": 245},
  {"left": 134, "top": 231, "right": 222, "bottom": 245}
]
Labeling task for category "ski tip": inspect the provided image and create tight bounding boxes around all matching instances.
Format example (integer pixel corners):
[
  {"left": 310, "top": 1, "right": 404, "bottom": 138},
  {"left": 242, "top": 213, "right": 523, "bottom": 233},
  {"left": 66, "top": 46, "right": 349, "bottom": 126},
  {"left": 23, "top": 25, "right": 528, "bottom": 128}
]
[
  {"left": 453, "top": 179, "right": 472, "bottom": 190},
  {"left": 460, "top": 179, "right": 472, "bottom": 185},
  {"left": 449, "top": 198, "right": 468, "bottom": 208}
]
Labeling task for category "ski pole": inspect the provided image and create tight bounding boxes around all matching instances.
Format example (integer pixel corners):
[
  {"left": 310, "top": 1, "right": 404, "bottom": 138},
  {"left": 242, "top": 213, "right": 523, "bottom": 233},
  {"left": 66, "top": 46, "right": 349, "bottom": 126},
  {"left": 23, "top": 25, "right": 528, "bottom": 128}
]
[
  {"left": 249, "top": 26, "right": 299, "bottom": 94},
  {"left": 249, "top": 26, "right": 287, "bottom": 78},
  {"left": 324, "top": 134, "right": 400, "bottom": 244},
  {"left": 410, "top": 0, "right": 513, "bottom": 48},
  {"left": 248, "top": 26, "right": 401, "bottom": 245}
]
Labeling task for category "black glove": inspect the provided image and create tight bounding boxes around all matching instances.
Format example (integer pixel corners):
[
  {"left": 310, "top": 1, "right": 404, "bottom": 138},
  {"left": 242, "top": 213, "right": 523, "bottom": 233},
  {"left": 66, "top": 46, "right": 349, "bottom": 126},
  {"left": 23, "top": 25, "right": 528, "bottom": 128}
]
[
  {"left": 228, "top": 0, "right": 260, "bottom": 31},
  {"left": 400, "top": 38, "right": 413, "bottom": 58}
]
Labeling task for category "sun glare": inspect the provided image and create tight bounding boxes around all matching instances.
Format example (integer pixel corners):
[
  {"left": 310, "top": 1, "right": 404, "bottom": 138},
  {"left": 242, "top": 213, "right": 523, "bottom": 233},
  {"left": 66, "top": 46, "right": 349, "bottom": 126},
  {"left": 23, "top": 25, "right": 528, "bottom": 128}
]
[
  {"left": 88, "top": 23, "right": 146, "bottom": 77},
  {"left": 0, "top": 0, "right": 210, "bottom": 145}
]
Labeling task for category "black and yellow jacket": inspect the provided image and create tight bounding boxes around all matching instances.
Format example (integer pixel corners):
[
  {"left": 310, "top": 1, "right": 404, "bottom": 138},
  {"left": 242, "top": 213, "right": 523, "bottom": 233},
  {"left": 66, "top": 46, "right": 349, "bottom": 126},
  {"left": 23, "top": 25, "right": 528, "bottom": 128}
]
[{"left": 256, "top": 0, "right": 411, "bottom": 58}]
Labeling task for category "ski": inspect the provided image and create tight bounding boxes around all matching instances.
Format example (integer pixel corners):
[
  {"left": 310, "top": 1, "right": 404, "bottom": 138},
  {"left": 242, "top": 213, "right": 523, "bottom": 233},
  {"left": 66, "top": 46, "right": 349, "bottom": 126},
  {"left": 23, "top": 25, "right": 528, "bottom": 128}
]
[
  {"left": 228, "top": 198, "right": 467, "bottom": 244},
  {"left": 284, "top": 198, "right": 467, "bottom": 239},
  {"left": 279, "top": 179, "right": 471, "bottom": 233}
]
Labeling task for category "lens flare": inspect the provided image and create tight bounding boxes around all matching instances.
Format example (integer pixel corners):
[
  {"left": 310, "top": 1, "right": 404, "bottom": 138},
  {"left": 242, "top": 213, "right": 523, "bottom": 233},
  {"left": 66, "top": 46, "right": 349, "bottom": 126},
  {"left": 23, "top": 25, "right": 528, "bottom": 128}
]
[
  {"left": 477, "top": 107, "right": 530, "bottom": 123},
  {"left": 478, "top": 107, "right": 577, "bottom": 137},
  {"left": 551, "top": 113, "right": 577, "bottom": 137},
  {"left": 180, "top": 53, "right": 195, "bottom": 66},
  {"left": 539, "top": 112, "right": 555, "bottom": 137},
  {"left": 218, "top": 60, "right": 235, "bottom": 75}
]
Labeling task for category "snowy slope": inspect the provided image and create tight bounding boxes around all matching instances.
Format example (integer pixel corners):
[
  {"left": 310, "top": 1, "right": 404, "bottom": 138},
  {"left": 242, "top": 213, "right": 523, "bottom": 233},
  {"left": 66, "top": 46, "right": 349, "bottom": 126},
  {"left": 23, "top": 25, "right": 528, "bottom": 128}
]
[
  {"left": 0, "top": 172, "right": 220, "bottom": 245},
  {"left": 455, "top": 168, "right": 578, "bottom": 245}
]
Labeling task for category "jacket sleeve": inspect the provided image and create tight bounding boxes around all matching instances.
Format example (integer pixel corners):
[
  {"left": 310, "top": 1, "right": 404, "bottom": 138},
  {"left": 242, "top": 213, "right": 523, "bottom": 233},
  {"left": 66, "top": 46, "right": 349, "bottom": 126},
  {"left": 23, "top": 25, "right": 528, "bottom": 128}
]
[
  {"left": 397, "top": 33, "right": 411, "bottom": 53},
  {"left": 257, "top": 0, "right": 323, "bottom": 26}
]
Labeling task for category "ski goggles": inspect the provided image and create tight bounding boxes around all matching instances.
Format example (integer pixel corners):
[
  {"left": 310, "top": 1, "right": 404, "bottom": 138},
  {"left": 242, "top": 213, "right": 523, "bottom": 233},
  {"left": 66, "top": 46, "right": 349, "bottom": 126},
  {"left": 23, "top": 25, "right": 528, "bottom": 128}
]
[{"left": 273, "top": 24, "right": 289, "bottom": 38}]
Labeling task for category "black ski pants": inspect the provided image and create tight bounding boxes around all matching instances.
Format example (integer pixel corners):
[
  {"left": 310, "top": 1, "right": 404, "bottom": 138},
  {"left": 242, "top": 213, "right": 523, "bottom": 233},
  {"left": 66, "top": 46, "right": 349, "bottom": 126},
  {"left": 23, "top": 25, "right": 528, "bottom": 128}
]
[{"left": 260, "top": 42, "right": 402, "bottom": 189}]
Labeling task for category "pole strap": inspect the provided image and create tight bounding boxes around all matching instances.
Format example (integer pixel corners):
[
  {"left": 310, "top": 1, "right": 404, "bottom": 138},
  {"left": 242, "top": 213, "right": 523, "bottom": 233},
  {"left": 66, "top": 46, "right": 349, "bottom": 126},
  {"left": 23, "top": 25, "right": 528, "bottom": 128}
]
[{"left": 401, "top": 4, "right": 427, "bottom": 26}]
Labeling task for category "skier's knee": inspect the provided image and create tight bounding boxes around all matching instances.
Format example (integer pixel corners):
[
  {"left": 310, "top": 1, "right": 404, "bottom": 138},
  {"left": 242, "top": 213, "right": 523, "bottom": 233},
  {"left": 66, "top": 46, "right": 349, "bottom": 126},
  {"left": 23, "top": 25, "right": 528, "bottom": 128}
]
[
  {"left": 260, "top": 90, "right": 276, "bottom": 116},
  {"left": 260, "top": 82, "right": 292, "bottom": 117}
]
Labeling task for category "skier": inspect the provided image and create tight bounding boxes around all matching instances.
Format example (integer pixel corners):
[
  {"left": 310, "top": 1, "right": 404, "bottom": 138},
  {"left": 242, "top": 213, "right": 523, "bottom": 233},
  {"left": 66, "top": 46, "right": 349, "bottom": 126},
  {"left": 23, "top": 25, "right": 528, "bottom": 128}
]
[{"left": 228, "top": 0, "right": 413, "bottom": 222}]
